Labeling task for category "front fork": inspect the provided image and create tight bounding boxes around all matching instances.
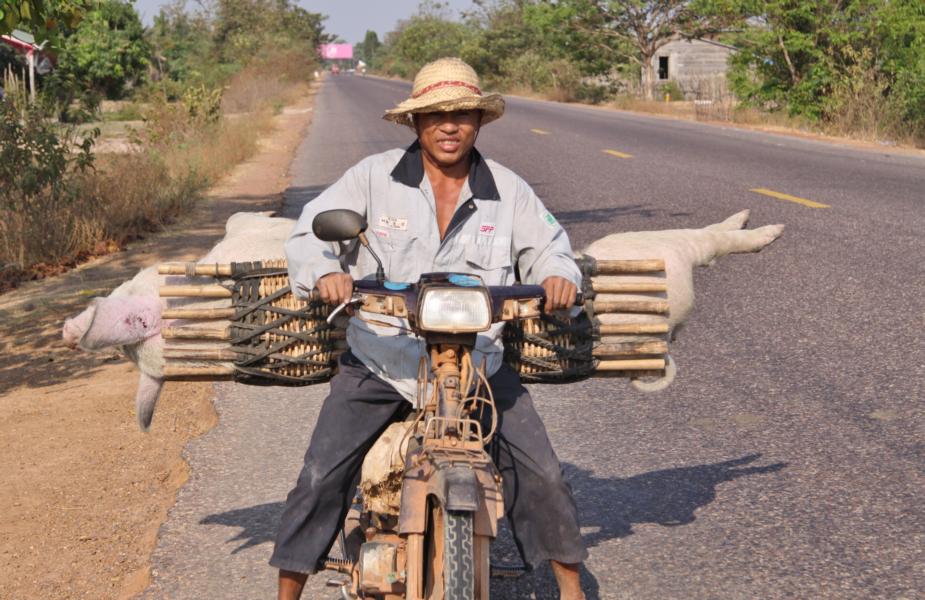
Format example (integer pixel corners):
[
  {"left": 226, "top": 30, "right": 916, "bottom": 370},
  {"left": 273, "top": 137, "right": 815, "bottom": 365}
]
[{"left": 430, "top": 344, "right": 465, "bottom": 427}]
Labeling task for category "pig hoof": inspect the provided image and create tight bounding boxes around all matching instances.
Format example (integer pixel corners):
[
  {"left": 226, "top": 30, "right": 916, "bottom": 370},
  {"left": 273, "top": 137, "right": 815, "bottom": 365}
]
[
  {"left": 756, "top": 224, "right": 785, "bottom": 248},
  {"left": 631, "top": 355, "right": 676, "bottom": 393},
  {"left": 709, "top": 210, "right": 750, "bottom": 231}
]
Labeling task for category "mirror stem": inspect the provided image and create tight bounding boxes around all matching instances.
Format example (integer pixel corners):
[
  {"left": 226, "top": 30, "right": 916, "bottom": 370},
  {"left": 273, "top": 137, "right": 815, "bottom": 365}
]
[{"left": 357, "top": 232, "right": 385, "bottom": 283}]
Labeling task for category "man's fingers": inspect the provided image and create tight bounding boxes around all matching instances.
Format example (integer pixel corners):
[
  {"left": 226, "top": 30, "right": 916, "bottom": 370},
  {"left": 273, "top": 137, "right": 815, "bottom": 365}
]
[
  {"left": 338, "top": 277, "right": 353, "bottom": 304},
  {"left": 542, "top": 277, "right": 577, "bottom": 311},
  {"left": 317, "top": 273, "right": 353, "bottom": 305},
  {"left": 561, "top": 281, "right": 577, "bottom": 308}
]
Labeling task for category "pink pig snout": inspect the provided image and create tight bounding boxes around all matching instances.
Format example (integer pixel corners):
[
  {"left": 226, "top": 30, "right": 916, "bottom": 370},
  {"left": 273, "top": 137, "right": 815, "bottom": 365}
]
[{"left": 63, "top": 303, "right": 98, "bottom": 349}]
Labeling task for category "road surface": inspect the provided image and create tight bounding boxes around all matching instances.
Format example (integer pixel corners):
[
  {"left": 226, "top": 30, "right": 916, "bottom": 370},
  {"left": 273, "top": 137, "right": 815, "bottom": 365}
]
[{"left": 144, "top": 75, "right": 925, "bottom": 599}]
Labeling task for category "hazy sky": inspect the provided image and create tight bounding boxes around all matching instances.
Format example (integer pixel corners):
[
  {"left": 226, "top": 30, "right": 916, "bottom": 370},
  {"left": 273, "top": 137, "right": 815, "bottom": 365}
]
[{"left": 133, "top": 0, "right": 474, "bottom": 45}]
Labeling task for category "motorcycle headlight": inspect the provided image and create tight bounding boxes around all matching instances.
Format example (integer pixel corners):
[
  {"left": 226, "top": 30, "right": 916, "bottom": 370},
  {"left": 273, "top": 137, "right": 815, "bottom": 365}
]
[{"left": 418, "top": 287, "right": 491, "bottom": 333}]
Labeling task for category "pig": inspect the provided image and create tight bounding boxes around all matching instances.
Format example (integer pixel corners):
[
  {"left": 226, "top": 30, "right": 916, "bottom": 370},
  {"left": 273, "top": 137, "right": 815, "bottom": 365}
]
[
  {"left": 62, "top": 212, "right": 294, "bottom": 431},
  {"left": 581, "top": 209, "right": 784, "bottom": 392},
  {"left": 62, "top": 209, "right": 782, "bottom": 430}
]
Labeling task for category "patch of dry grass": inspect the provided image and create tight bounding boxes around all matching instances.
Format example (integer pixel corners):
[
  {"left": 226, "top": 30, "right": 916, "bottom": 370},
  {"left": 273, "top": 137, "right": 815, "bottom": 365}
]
[{"left": 0, "top": 55, "right": 313, "bottom": 292}]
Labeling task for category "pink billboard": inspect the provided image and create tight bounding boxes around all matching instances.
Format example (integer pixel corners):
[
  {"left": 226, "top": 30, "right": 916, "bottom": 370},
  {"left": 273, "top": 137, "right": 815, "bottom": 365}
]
[{"left": 319, "top": 44, "right": 354, "bottom": 60}]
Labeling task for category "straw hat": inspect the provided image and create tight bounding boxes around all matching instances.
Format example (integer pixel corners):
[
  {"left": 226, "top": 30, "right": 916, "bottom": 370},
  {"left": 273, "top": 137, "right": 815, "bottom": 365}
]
[{"left": 383, "top": 57, "right": 505, "bottom": 127}]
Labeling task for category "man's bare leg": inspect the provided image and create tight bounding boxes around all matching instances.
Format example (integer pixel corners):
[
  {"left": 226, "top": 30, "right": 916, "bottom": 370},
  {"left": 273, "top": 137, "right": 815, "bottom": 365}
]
[
  {"left": 278, "top": 569, "right": 308, "bottom": 600},
  {"left": 551, "top": 561, "right": 586, "bottom": 600}
]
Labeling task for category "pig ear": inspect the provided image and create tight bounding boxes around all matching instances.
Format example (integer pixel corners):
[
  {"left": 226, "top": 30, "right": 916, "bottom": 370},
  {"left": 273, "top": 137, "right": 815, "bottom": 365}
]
[
  {"left": 136, "top": 372, "right": 165, "bottom": 432},
  {"left": 80, "top": 296, "right": 162, "bottom": 350}
]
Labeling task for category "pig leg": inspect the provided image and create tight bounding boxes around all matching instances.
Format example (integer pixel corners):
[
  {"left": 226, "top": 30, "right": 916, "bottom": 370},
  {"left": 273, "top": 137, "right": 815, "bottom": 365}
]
[
  {"left": 693, "top": 225, "right": 785, "bottom": 266},
  {"left": 718, "top": 225, "right": 785, "bottom": 254},
  {"left": 135, "top": 371, "right": 165, "bottom": 432},
  {"left": 706, "top": 210, "right": 750, "bottom": 231}
]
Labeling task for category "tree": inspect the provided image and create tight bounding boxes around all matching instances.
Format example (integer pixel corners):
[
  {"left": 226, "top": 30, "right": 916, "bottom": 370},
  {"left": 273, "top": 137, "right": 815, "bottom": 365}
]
[
  {"left": 0, "top": 0, "right": 87, "bottom": 41},
  {"left": 147, "top": 0, "right": 213, "bottom": 87},
  {"left": 725, "top": 0, "right": 881, "bottom": 120},
  {"left": 382, "top": 14, "right": 473, "bottom": 78},
  {"left": 874, "top": 0, "right": 925, "bottom": 138},
  {"left": 576, "top": 0, "right": 735, "bottom": 99},
  {"left": 355, "top": 29, "right": 381, "bottom": 65},
  {"left": 51, "top": 0, "right": 150, "bottom": 100}
]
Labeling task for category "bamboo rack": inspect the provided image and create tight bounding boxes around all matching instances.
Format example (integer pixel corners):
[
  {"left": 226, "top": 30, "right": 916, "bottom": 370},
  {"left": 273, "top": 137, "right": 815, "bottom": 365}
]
[
  {"left": 160, "top": 260, "right": 341, "bottom": 384},
  {"left": 159, "top": 256, "right": 673, "bottom": 384}
]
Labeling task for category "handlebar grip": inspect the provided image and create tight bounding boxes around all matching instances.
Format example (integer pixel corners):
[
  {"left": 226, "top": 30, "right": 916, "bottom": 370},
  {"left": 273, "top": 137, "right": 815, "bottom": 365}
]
[{"left": 575, "top": 291, "right": 584, "bottom": 306}]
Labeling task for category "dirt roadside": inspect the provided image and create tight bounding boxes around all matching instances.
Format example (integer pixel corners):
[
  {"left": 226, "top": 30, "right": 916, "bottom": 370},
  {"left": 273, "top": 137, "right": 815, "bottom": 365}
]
[{"left": 0, "top": 83, "right": 319, "bottom": 599}]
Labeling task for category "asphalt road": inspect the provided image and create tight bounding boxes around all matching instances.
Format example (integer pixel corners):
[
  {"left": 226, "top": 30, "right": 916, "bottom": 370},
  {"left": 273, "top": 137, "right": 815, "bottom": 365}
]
[{"left": 144, "top": 75, "right": 925, "bottom": 599}]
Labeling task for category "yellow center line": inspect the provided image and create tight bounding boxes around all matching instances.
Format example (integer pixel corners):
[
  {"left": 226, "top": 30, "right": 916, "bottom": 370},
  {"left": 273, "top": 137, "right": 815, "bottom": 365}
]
[
  {"left": 531, "top": 128, "right": 550, "bottom": 135},
  {"left": 750, "top": 187, "right": 830, "bottom": 209},
  {"left": 603, "top": 149, "right": 633, "bottom": 159}
]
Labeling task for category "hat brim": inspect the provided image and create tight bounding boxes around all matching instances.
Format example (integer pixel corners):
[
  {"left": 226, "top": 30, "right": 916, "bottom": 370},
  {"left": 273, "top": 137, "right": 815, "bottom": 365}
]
[{"left": 383, "top": 93, "right": 504, "bottom": 128}]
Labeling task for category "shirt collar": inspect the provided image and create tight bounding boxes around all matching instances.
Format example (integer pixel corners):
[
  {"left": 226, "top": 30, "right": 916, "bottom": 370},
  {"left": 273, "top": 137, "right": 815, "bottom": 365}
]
[{"left": 390, "top": 140, "right": 501, "bottom": 201}]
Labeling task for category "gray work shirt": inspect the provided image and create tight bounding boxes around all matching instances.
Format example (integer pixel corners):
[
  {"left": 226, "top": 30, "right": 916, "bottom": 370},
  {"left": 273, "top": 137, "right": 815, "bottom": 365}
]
[{"left": 285, "top": 141, "right": 581, "bottom": 402}]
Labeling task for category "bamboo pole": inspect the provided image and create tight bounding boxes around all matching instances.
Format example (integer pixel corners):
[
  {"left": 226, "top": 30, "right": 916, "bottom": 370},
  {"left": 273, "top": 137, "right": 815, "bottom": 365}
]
[
  {"left": 596, "top": 358, "right": 666, "bottom": 371},
  {"left": 162, "top": 325, "right": 346, "bottom": 342},
  {"left": 160, "top": 285, "right": 232, "bottom": 298},
  {"left": 163, "top": 326, "right": 231, "bottom": 341},
  {"left": 162, "top": 307, "right": 236, "bottom": 320},
  {"left": 164, "top": 348, "right": 239, "bottom": 361},
  {"left": 158, "top": 263, "right": 234, "bottom": 276},
  {"left": 591, "top": 281, "right": 667, "bottom": 294},
  {"left": 593, "top": 299, "right": 669, "bottom": 314},
  {"left": 593, "top": 341, "right": 668, "bottom": 357},
  {"left": 597, "top": 323, "right": 670, "bottom": 335},
  {"left": 593, "top": 259, "right": 665, "bottom": 274},
  {"left": 163, "top": 365, "right": 235, "bottom": 379}
]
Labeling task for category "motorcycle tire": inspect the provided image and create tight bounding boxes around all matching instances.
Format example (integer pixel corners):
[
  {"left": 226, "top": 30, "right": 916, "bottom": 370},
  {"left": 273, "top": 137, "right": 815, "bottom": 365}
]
[
  {"left": 443, "top": 510, "right": 475, "bottom": 600},
  {"left": 425, "top": 503, "right": 476, "bottom": 600}
]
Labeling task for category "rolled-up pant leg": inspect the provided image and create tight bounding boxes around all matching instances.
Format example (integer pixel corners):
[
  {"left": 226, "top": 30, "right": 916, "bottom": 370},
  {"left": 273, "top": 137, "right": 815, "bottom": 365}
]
[
  {"left": 270, "top": 352, "right": 407, "bottom": 573},
  {"left": 488, "top": 364, "right": 588, "bottom": 569}
]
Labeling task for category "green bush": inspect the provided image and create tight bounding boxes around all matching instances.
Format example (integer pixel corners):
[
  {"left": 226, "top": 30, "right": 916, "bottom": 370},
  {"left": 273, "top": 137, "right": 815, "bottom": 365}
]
[
  {"left": 182, "top": 85, "right": 223, "bottom": 124},
  {"left": 574, "top": 82, "right": 614, "bottom": 104},
  {"left": 0, "top": 101, "right": 97, "bottom": 272},
  {"left": 658, "top": 80, "right": 685, "bottom": 102}
]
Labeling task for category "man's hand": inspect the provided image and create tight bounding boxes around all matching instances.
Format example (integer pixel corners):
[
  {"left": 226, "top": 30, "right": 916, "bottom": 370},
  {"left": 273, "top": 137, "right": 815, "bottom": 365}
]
[
  {"left": 541, "top": 276, "right": 577, "bottom": 312},
  {"left": 317, "top": 272, "right": 354, "bottom": 305}
]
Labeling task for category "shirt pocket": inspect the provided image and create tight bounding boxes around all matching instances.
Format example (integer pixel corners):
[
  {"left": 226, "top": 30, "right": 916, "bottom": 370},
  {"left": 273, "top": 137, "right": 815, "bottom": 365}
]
[
  {"left": 382, "top": 234, "right": 418, "bottom": 283},
  {"left": 464, "top": 244, "right": 513, "bottom": 286}
]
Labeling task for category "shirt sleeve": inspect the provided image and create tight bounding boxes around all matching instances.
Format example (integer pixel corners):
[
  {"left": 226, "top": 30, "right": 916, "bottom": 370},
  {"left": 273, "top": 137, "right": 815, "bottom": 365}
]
[
  {"left": 285, "top": 158, "right": 371, "bottom": 299},
  {"left": 511, "top": 177, "right": 582, "bottom": 287}
]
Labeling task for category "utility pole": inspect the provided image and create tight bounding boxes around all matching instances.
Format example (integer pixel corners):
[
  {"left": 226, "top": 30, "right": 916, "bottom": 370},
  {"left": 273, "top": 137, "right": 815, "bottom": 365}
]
[{"left": 27, "top": 49, "right": 35, "bottom": 103}]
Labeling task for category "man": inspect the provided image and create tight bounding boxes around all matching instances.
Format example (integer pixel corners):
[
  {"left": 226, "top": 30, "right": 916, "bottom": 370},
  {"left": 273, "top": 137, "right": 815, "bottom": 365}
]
[{"left": 273, "top": 57, "right": 587, "bottom": 600}]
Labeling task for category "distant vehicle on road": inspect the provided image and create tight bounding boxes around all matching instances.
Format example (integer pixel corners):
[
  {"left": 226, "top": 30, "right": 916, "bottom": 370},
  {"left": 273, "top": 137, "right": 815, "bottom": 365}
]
[{"left": 331, "top": 64, "right": 340, "bottom": 75}]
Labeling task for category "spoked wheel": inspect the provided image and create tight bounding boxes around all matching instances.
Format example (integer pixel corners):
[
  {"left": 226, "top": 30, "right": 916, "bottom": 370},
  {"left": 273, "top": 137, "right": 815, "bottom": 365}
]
[{"left": 424, "top": 500, "right": 483, "bottom": 600}]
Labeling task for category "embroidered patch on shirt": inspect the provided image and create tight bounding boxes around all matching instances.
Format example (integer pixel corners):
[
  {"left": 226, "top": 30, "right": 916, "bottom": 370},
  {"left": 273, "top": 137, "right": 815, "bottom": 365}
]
[
  {"left": 478, "top": 223, "right": 496, "bottom": 236},
  {"left": 542, "top": 211, "right": 558, "bottom": 228},
  {"left": 378, "top": 215, "right": 408, "bottom": 231},
  {"left": 372, "top": 228, "right": 390, "bottom": 238}
]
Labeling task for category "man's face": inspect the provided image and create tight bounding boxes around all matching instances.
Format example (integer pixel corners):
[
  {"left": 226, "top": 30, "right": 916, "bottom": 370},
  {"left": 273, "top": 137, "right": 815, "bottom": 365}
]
[{"left": 414, "top": 109, "right": 482, "bottom": 169}]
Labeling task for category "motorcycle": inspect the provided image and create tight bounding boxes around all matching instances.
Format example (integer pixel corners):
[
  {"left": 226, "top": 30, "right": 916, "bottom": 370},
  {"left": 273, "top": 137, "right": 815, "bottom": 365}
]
[{"left": 311, "top": 209, "right": 576, "bottom": 600}]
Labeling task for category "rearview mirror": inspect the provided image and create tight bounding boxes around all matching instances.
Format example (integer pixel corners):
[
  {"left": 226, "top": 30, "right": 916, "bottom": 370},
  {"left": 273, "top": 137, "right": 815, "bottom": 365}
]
[{"left": 312, "top": 209, "right": 368, "bottom": 242}]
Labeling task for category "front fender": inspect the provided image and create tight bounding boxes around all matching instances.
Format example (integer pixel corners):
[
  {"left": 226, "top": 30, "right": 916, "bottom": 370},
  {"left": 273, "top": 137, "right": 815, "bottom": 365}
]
[
  {"left": 437, "top": 467, "right": 479, "bottom": 512},
  {"left": 398, "top": 453, "right": 503, "bottom": 537}
]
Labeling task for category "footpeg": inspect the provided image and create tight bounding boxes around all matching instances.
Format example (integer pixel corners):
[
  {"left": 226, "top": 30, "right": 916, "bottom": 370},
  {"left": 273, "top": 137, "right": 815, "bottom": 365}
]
[{"left": 490, "top": 563, "right": 526, "bottom": 578}]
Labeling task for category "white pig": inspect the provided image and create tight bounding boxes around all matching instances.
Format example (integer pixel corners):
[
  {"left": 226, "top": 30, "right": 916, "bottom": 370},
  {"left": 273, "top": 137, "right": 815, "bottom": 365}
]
[
  {"left": 582, "top": 209, "right": 784, "bottom": 392},
  {"left": 62, "top": 209, "right": 782, "bottom": 430},
  {"left": 62, "top": 212, "right": 294, "bottom": 431}
]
